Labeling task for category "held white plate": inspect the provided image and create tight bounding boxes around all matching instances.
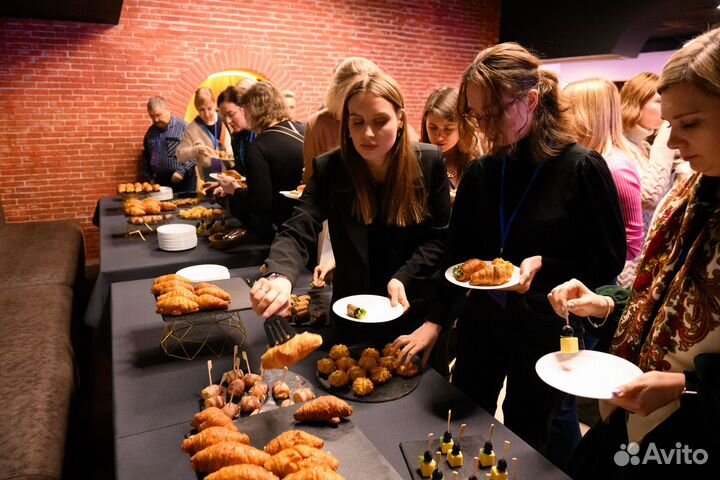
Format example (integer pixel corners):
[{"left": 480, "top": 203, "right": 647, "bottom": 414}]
[
  {"left": 279, "top": 190, "right": 301, "bottom": 200},
  {"left": 176, "top": 264, "right": 230, "bottom": 282},
  {"left": 444, "top": 261, "right": 521, "bottom": 290},
  {"left": 535, "top": 350, "right": 643, "bottom": 399},
  {"left": 209, "top": 173, "right": 246, "bottom": 181},
  {"left": 332, "top": 294, "right": 405, "bottom": 323}
]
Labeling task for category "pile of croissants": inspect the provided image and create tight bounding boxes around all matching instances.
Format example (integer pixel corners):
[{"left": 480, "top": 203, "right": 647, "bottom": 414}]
[
  {"left": 151, "top": 274, "right": 231, "bottom": 316},
  {"left": 117, "top": 181, "right": 161, "bottom": 194},
  {"left": 124, "top": 197, "right": 176, "bottom": 216}
]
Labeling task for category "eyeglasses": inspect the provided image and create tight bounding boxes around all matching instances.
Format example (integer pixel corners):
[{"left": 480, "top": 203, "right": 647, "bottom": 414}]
[{"left": 463, "top": 97, "right": 521, "bottom": 128}]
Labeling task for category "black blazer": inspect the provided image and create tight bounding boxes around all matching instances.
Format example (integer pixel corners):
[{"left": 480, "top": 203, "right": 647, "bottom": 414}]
[{"left": 265, "top": 143, "right": 451, "bottom": 304}]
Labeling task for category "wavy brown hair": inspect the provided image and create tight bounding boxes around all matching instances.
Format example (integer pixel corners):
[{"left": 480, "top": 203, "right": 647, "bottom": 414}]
[
  {"left": 340, "top": 72, "right": 427, "bottom": 227},
  {"left": 457, "top": 42, "right": 573, "bottom": 163},
  {"left": 659, "top": 28, "right": 720, "bottom": 98},
  {"left": 238, "top": 81, "right": 289, "bottom": 131},
  {"left": 620, "top": 72, "right": 659, "bottom": 132}
]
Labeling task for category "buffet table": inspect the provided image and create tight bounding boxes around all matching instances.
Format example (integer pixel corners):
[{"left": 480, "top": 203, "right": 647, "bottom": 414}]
[
  {"left": 111, "top": 267, "right": 570, "bottom": 480},
  {"left": 86, "top": 196, "right": 269, "bottom": 329}
]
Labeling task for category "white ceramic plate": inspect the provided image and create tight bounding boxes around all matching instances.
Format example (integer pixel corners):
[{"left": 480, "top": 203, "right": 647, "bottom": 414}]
[
  {"left": 444, "top": 261, "right": 521, "bottom": 290},
  {"left": 176, "top": 264, "right": 230, "bottom": 282},
  {"left": 535, "top": 350, "right": 643, "bottom": 399},
  {"left": 279, "top": 190, "right": 301, "bottom": 200},
  {"left": 332, "top": 294, "right": 405, "bottom": 323},
  {"left": 209, "top": 173, "right": 246, "bottom": 181}
]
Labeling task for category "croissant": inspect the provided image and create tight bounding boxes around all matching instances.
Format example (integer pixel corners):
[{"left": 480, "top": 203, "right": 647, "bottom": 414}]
[
  {"left": 195, "top": 286, "right": 232, "bottom": 301},
  {"left": 156, "top": 296, "right": 199, "bottom": 316},
  {"left": 284, "top": 466, "right": 346, "bottom": 480},
  {"left": 125, "top": 182, "right": 135, "bottom": 192},
  {"left": 191, "top": 441, "right": 271, "bottom": 472},
  {"left": 151, "top": 280, "right": 194, "bottom": 295},
  {"left": 469, "top": 259, "right": 514, "bottom": 286},
  {"left": 293, "top": 396, "right": 353, "bottom": 426},
  {"left": 195, "top": 282, "right": 217, "bottom": 290},
  {"left": 118, "top": 183, "right": 126, "bottom": 193},
  {"left": 453, "top": 258, "right": 484, "bottom": 282},
  {"left": 264, "top": 445, "right": 339, "bottom": 477},
  {"left": 181, "top": 426, "right": 250, "bottom": 455},
  {"left": 261, "top": 332, "right": 323, "bottom": 370},
  {"left": 265, "top": 430, "right": 324, "bottom": 455},
  {"left": 492, "top": 257, "right": 515, "bottom": 281},
  {"left": 158, "top": 289, "right": 199, "bottom": 303},
  {"left": 133, "top": 182, "right": 143, "bottom": 192},
  {"left": 205, "top": 464, "right": 279, "bottom": 480},
  {"left": 126, "top": 206, "right": 146, "bottom": 216},
  {"left": 153, "top": 274, "right": 191, "bottom": 286},
  {"left": 191, "top": 407, "right": 237, "bottom": 432},
  {"left": 197, "top": 294, "right": 230, "bottom": 311},
  {"left": 160, "top": 201, "right": 177, "bottom": 211}
]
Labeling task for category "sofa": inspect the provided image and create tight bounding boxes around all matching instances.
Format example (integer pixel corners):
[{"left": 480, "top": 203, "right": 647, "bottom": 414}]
[{"left": 0, "top": 202, "right": 84, "bottom": 480}]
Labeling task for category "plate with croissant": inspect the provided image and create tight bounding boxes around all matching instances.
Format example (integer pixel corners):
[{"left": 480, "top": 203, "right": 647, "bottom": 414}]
[{"left": 445, "top": 258, "right": 520, "bottom": 290}]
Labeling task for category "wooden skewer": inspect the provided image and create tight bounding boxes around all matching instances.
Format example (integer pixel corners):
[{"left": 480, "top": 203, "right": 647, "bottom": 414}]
[
  {"left": 228, "top": 389, "right": 235, "bottom": 404},
  {"left": 488, "top": 423, "right": 495, "bottom": 443},
  {"left": 426, "top": 433, "right": 434, "bottom": 452},
  {"left": 281, "top": 366, "right": 288, "bottom": 383},
  {"left": 242, "top": 351, "right": 251, "bottom": 374},
  {"left": 458, "top": 423, "right": 467, "bottom": 445},
  {"left": 233, "top": 345, "right": 238, "bottom": 374},
  {"left": 144, "top": 222, "right": 154, "bottom": 232},
  {"left": 434, "top": 451, "right": 442, "bottom": 465},
  {"left": 447, "top": 409, "right": 452, "bottom": 434},
  {"left": 502, "top": 440, "right": 511, "bottom": 457},
  {"left": 206, "top": 360, "right": 213, "bottom": 387},
  {"left": 473, "top": 456, "right": 479, "bottom": 476},
  {"left": 452, "top": 472, "right": 458, "bottom": 480},
  {"left": 511, "top": 457, "right": 518, "bottom": 480}
]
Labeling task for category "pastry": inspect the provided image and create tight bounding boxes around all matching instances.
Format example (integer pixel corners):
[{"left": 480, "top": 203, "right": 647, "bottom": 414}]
[
  {"left": 360, "top": 348, "right": 380, "bottom": 359},
  {"left": 328, "top": 344, "right": 350, "bottom": 360},
  {"left": 292, "top": 388, "right": 316, "bottom": 403},
  {"left": 347, "top": 366, "right": 366, "bottom": 380},
  {"left": 382, "top": 343, "right": 400, "bottom": 358},
  {"left": 205, "top": 464, "right": 279, "bottom": 480},
  {"left": 346, "top": 303, "right": 366, "bottom": 319},
  {"left": 453, "top": 258, "right": 484, "bottom": 282},
  {"left": 153, "top": 274, "right": 192, "bottom": 286},
  {"left": 334, "top": 356, "right": 356, "bottom": 372},
  {"left": 181, "top": 426, "right": 250, "bottom": 455},
  {"left": 272, "top": 381, "right": 291, "bottom": 401},
  {"left": 156, "top": 296, "right": 200, "bottom": 316},
  {"left": 351, "top": 377, "right": 374, "bottom": 396},
  {"left": 369, "top": 367, "right": 391, "bottom": 384},
  {"left": 293, "top": 395, "right": 353, "bottom": 426},
  {"left": 468, "top": 258, "right": 514, "bottom": 286},
  {"left": 151, "top": 280, "right": 194, "bottom": 295},
  {"left": 197, "top": 294, "right": 230, "bottom": 311},
  {"left": 191, "top": 407, "right": 237, "bottom": 432},
  {"left": 448, "top": 444, "right": 463, "bottom": 468},
  {"left": 204, "top": 395, "right": 226, "bottom": 409},
  {"left": 560, "top": 324, "right": 579, "bottom": 353},
  {"left": 396, "top": 362, "right": 419, "bottom": 377},
  {"left": 283, "top": 466, "right": 345, "bottom": 480},
  {"left": 327, "top": 370, "right": 349, "bottom": 388},
  {"left": 316, "top": 358, "right": 336, "bottom": 375},
  {"left": 261, "top": 332, "right": 323, "bottom": 370},
  {"left": 378, "top": 356, "right": 397, "bottom": 372},
  {"left": 190, "top": 441, "right": 271, "bottom": 472},
  {"left": 157, "top": 288, "right": 199, "bottom": 303},
  {"left": 195, "top": 286, "right": 232, "bottom": 301},
  {"left": 264, "top": 445, "right": 339, "bottom": 477},
  {"left": 357, "top": 356, "right": 377, "bottom": 371},
  {"left": 265, "top": 430, "right": 324, "bottom": 455}
]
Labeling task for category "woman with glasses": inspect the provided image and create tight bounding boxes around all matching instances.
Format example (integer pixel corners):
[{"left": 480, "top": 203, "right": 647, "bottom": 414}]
[
  {"left": 249, "top": 71, "right": 450, "bottom": 345},
  {"left": 394, "top": 42, "right": 626, "bottom": 468}
]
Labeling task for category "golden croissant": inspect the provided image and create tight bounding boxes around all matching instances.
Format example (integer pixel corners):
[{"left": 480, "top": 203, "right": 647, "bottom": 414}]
[
  {"left": 153, "top": 274, "right": 191, "bottom": 286},
  {"left": 195, "top": 286, "right": 232, "bottom": 301},
  {"left": 197, "top": 294, "right": 230, "bottom": 311},
  {"left": 264, "top": 430, "right": 324, "bottom": 455},
  {"left": 191, "top": 441, "right": 270, "bottom": 472},
  {"left": 205, "top": 464, "right": 279, "bottom": 480},
  {"left": 293, "top": 396, "right": 353, "bottom": 426},
  {"left": 469, "top": 258, "right": 514, "bottom": 286},
  {"left": 264, "top": 445, "right": 339, "bottom": 477},
  {"left": 151, "top": 280, "right": 194, "bottom": 295},
  {"left": 191, "top": 407, "right": 238, "bottom": 432},
  {"left": 284, "top": 466, "right": 346, "bottom": 480},
  {"left": 181, "top": 426, "right": 250, "bottom": 455},
  {"left": 156, "top": 296, "right": 199, "bottom": 316},
  {"left": 158, "top": 288, "right": 199, "bottom": 303},
  {"left": 452, "top": 258, "right": 484, "bottom": 282},
  {"left": 261, "top": 332, "right": 323, "bottom": 370}
]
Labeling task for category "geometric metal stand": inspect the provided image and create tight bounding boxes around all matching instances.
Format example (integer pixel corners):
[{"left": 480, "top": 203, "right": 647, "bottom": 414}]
[{"left": 160, "top": 309, "right": 247, "bottom": 361}]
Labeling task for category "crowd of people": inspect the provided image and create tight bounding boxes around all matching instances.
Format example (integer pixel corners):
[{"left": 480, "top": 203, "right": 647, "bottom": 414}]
[{"left": 141, "top": 26, "right": 720, "bottom": 477}]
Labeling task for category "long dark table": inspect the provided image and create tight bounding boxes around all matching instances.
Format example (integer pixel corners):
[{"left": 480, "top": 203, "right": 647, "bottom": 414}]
[
  {"left": 111, "top": 266, "right": 570, "bottom": 480},
  {"left": 85, "top": 196, "right": 269, "bottom": 328}
]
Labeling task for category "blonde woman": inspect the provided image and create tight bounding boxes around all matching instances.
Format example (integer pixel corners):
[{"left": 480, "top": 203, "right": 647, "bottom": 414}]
[
  {"left": 250, "top": 71, "right": 450, "bottom": 345},
  {"left": 177, "top": 87, "right": 233, "bottom": 187},
  {"left": 565, "top": 78, "right": 644, "bottom": 264}
]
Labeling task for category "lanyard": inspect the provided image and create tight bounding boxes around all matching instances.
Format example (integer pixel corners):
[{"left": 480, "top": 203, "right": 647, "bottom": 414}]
[
  {"left": 499, "top": 158, "right": 543, "bottom": 255},
  {"left": 203, "top": 121, "right": 219, "bottom": 149}
]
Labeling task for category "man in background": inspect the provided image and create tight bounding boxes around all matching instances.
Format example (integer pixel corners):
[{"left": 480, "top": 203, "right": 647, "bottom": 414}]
[
  {"left": 283, "top": 90, "right": 297, "bottom": 119},
  {"left": 142, "top": 96, "right": 196, "bottom": 192}
]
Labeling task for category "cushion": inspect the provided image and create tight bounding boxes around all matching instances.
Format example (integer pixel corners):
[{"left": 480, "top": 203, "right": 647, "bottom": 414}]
[
  {"left": 0, "top": 285, "right": 74, "bottom": 480},
  {"left": 0, "top": 221, "right": 83, "bottom": 288}
]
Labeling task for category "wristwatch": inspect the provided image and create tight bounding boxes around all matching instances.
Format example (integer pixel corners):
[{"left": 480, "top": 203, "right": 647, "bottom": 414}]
[{"left": 264, "top": 272, "right": 289, "bottom": 282}]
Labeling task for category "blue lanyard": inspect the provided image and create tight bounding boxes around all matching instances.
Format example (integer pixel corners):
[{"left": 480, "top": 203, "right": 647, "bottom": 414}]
[
  {"left": 203, "top": 121, "right": 219, "bottom": 149},
  {"left": 499, "top": 158, "right": 543, "bottom": 255}
]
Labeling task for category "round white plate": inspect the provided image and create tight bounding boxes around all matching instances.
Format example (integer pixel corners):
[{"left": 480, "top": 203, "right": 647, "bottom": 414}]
[
  {"left": 279, "top": 190, "right": 301, "bottom": 200},
  {"left": 535, "top": 350, "right": 643, "bottom": 399},
  {"left": 332, "top": 294, "right": 405, "bottom": 323},
  {"left": 175, "top": 264, "right": 230, "bottom": 282},
  {"left": 209, "top": 173, "right": 246, "bottom": 182},
  {"left": 444, "top": 261, "right": 521, "bottom": 290}
]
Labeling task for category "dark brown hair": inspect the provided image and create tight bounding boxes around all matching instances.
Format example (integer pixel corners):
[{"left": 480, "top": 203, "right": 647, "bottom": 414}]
[{"left": 238, "top": 81, "right": 288, "bottom": 131}]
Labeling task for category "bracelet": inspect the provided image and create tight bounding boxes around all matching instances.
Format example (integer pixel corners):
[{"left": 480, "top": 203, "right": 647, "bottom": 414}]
[
  {"left": 586, "top": 296, "right": 613, "bottom": 328},
  {"left": 265, "top": 272, "right": 289, "bottom": 282}
]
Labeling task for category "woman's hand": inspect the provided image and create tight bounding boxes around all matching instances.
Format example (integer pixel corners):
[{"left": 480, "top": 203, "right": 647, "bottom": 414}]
[
  {"left": 313, "top": 258, "right": 336, "bottom": 284},
  {"left": 505, "top": 255, "right": 542, "bottom": 293},
  {"left": 609, "top": 371, "right": 685, "bottom": 417},
  {"left": 217, "top": 176, "right": 240, "bottom": 195},
  {"left": 547, "top": 278, "right": 613, "bottom": 318},
  {"left": 387, "top": 278, "right": 410, "bottom": 311},
  {"left": 393, "top": 321, "right": 442, "bottom": 367},
  {"left": 171, "top": 172, "right": 184, "bottom": 183},
  {"left": 196, "top": 145, "right": 215, "bottom": 158},
  {"left": 249, "top": 276, "right": 293, "bottom": 318}
]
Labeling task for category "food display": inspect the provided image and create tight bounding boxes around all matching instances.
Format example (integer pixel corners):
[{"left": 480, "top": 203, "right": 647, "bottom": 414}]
[
  {"left": 117, "top": 181, "right": 161, "bottom": 194},
  {"left": 560, "top": 324, "right": 579, "bottom": 353},
  {"left": 261, "top": 331, "right": 323, "bottom": 370},
  {"left": 124, "top": 197, "right": 176, "bottom": 216},
  {"left": 264, "top": 430, "right": 324, "bottom": 455},
  {"left": 281, "top": 294, "right": 311, "bottom": 323},
  {"left": 178, "top": 206, "right": 224, "bottom": 220},
  {"left": 127, "top": 213, "right": 173, "bottom": 225},
  {"left": 293, "top": 395, "right": 353, "bottom": 426},
  {"left": 206, "top": 464, "right": 279, "bottom": 480},
  {"left": 191, "top": 407, "right": 238, "bottom": 432},
  {"left": 264, "top": 444, "right": 340, "bottom": 477},
  {"left": 151, "top": 276, "right": 231, "bottom": 316},
  {"left": 452, "top": 258, "right": 515, "bottom": 286},
  {"left": 172, "top": 197, "right": 200, "bottom": 207},
  {"left": 190, "top": 441, "right": 270, "bottom": 472},
  {"left": 182, "top": 426, "right": 250, "bottom": 455},
  {"left": 346, "top": 303, "right": 366, "bottom": 320}
]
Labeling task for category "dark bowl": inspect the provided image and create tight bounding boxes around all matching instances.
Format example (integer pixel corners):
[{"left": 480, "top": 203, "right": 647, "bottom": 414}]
[{"left": 208, "top": 228, "right": 247, "bottom": 250}]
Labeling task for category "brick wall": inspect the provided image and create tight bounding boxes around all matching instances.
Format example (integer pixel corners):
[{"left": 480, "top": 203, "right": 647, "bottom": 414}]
[{"left": 0, "top": 0, "right": 500, "bottom": 261}]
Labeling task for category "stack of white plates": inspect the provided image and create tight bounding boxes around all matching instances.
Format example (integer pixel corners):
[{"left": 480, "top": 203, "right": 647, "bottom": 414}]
[
  {"left": 157, "top": 224, "right": 197, "bottom": 251},
  {"left": 150, "top": 186, "right": 173, "bottom": 201}
]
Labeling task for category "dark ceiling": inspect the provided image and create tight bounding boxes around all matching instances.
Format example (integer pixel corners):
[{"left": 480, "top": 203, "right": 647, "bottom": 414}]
[{"left": 0, "top": 0, "right": 718, "bottom": 59}]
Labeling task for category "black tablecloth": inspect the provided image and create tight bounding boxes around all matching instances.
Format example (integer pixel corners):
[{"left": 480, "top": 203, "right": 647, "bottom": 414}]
[
  {"left": 85, "top": 197, "right": 269, "bottom": 328},
  {"left": 111, "top": 267, "right": 569, "bottom": 480}
]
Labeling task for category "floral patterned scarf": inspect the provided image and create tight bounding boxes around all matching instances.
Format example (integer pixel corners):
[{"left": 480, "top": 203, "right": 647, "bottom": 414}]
[{"left": 611, "top": 173, "right": 720, "bottom": 371}]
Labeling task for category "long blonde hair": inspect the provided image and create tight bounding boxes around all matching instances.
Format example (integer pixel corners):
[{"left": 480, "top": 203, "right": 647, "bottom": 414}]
[
  {"left": 457, "top": 42, "right": 573, "bottom": 162},
  {"left": 659, "top": 28, "right": 720, "bottom": 98},
  {"left": 564, "top": 78, "right": 640, "bottom": 161},
  {"left": 620, "top": 72, "right": 659, "bottom": 132},
  {"left": 340, "top": 72, "right": 426, "bottom": 226}
]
